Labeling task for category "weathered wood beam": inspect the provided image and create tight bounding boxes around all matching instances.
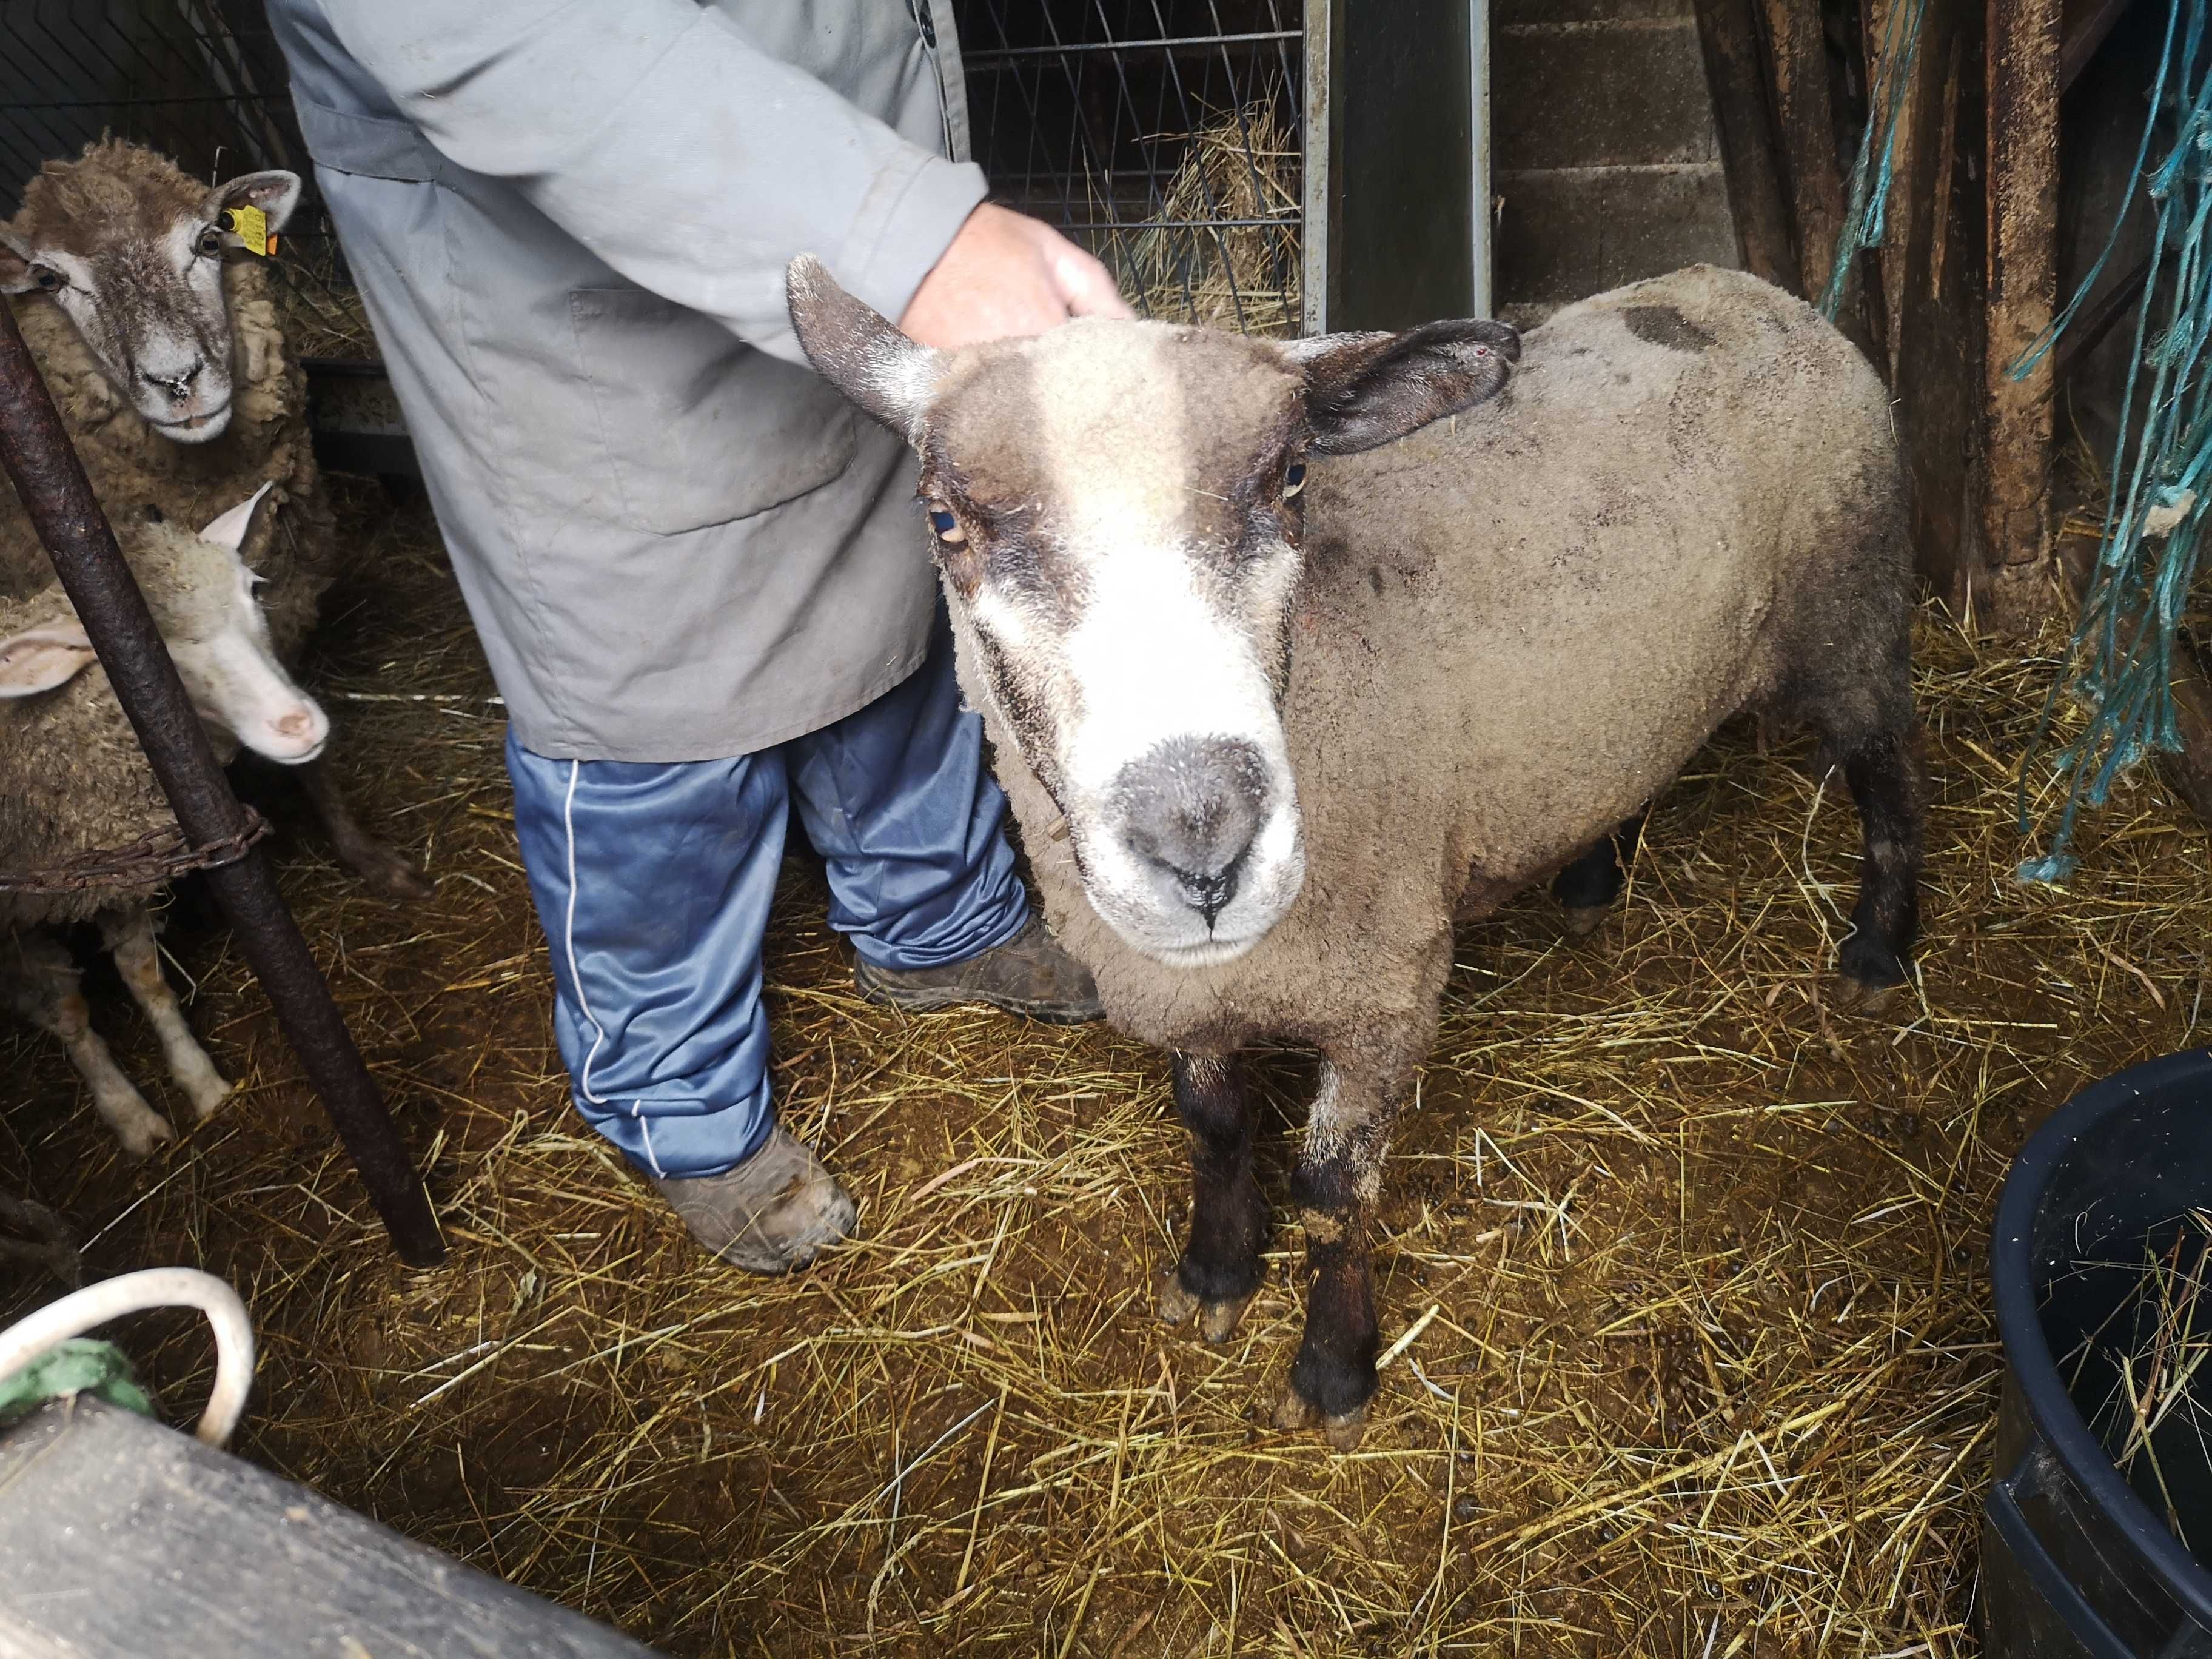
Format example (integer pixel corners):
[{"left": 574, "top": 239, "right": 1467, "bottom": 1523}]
[
  {"left": 1891, "top": 0, "right": 1988, "bottom": 606},
  {"left": 1983, "top": 0, "right": 2064, "bottom": 629},
  {"left": 1693, "top": 0, "right": 1799, "bottom": 292},
  {"left": 1757, "top": 0, "right": 1880, "bottom": 357},
  {"left": 1866, "top": 0, "right": 1926, "bottom": 382}
]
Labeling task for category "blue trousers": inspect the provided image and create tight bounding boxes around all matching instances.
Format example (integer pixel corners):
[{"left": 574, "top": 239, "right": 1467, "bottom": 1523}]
[{"left": 508, "top": 625, "right": 1027, "bottom": 1179}]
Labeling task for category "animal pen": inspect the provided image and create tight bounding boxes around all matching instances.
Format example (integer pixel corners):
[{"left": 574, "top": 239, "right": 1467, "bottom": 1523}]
[{"left": 2, "top": 2, "right": 2211, "bottom": 1657}]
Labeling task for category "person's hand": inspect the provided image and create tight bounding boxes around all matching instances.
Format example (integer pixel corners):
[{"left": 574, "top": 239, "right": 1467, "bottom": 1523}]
[{"left": 899, "top": 203, "right": 1133, "bottom": 348}]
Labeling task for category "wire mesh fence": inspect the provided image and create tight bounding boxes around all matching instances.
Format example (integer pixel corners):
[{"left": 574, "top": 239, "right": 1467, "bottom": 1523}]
[
  {"left": 0, "top": 1, "right": 1307, "bottom": 346},
  {"left": 951, "top": 0, "right": 1305, "bottom": 334}
]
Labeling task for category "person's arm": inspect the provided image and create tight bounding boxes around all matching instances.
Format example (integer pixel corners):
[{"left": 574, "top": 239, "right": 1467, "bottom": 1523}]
[{"left": 314, "top": 0, "right": 1125, "bottom": 360}]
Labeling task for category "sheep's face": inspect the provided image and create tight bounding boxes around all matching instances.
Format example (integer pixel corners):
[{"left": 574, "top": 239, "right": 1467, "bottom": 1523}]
[
  {"left": 1, "top": 144, "right": 300, "bottom": 444},
  {"left": 0, "top": 486, "right": 329, "bottom": 765},
  {"left": 788, "top": 256, "right": 1516, "bottom": 967}
]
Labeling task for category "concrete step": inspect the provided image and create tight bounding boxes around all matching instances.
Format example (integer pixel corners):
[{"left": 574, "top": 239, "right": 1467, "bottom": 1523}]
[
  {"left": 1492, "top": 16, "right": 1717, "bottom": 171},
  {"left": 1493, "top": 163, "right": 1738, "bottom": 311}
]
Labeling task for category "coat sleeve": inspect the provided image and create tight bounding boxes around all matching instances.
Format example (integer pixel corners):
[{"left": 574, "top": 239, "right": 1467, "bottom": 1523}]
[{"left": 310, "top": 0, "right": 987, "bottom": 363}]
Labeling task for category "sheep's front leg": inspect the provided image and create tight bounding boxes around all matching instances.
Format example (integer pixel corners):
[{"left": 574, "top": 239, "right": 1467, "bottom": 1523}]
[
  {"left": 1274, "top": 1055, "right": 1406, "bottom": 1450},
  {"left": 293, "top": 754, "right": 435, "bottom": 903},
  {"left": 99, "top": 905, "right": 232, "bottom": 1120},
  {"left": 1157, "top": 1053, "right": 1267, "bottom": 1343},
  {"left": 5, "top": 933, "right": 174, "bottom": 1157}
]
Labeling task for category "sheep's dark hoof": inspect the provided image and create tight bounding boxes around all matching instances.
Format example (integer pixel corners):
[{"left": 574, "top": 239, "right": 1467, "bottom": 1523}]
[
  {"left": 1834, "top": 975, "right": 1903, "bottom": 1019},
  {"left": 1272, "top": 1387, "right": 1368, "bottom": 1449},
  {"left": 349, "top": 843, "right": 435, "bottom": 904},
  {"left": 1156, "top": 1267, "right": 1257, "bottom": 1344},
  {"left": 1560, "top": 903, "right": 1609, "bottom": 940}
]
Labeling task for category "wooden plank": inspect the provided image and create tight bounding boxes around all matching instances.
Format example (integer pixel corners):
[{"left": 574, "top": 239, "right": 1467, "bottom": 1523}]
[
  {"left": 1692, "top": 0, "right": 1799, "bottom": 291},
  {"left": 1891, "top": 0, "right": 1988, "bottom": 605},
  {"left": 1757, "top": 0, "right": 1850, "bottom": 296},
  {"left": 1982, "top": 0, "right": 2064, "bottom": 629},
  {"left": 1866, "top": 0, "right": 1926, "bottom": 382},
  {"left": 0, "top": 1401, "right": 661, "bottom": 1658}
]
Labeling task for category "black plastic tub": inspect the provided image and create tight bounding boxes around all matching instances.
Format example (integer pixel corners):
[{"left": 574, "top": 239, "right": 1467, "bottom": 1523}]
[{"left": 1985, "top": 1048, "right": 2212, "bottom": 1658}]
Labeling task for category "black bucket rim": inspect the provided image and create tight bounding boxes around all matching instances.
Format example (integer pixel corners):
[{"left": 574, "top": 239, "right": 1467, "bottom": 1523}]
[{"left": 1991, "top": 1045, "right": 2212, "bottom": 1626}]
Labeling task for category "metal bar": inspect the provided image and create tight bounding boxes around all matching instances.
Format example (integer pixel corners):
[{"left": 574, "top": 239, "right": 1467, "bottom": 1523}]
[
  {"left": 1302, "top": 0, "right": 1332, "bottom": 333},
  {"left": 1469, "top": 0, "right": 1491, "bottom": 315},
  {"left": 0, "top": 300, "right": 444, "bottom": 1269},
  {"left": 964, "top": 31, "right": 1299, "bottom": 63}
]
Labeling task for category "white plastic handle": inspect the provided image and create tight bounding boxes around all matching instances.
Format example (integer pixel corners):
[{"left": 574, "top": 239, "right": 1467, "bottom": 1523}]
[{"left": 0, "top": 1267, "right": 255, "bottom": 1447}]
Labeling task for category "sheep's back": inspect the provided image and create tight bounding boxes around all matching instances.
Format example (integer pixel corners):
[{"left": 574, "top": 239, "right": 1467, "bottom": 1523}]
[{"left": 0, "top": 665, "right": 179, "bottom": 932}]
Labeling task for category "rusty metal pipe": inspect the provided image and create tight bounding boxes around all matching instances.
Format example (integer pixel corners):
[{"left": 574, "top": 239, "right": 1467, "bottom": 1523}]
[{"left": 0, "top": 300, "right": 444, "bottom": 1267}]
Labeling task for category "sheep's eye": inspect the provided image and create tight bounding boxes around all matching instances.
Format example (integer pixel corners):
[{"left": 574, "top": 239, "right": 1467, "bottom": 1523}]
[
  {"left": 30, "top": 265, "right": 62, "bottom": 293},
  {"left": 1282, "top": 461, "right": 1307, "bottom": 501},
  {"left": 928, "top": 507, "right": 966, "bottom": 546},
  {"left": 195, "top": 226, "right": 224, "bottom": 257}
]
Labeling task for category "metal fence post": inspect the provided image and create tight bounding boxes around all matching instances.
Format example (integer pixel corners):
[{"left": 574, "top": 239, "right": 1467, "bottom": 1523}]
[{"left": 0, "top": 300, "right": 444, "bottom": 1269}]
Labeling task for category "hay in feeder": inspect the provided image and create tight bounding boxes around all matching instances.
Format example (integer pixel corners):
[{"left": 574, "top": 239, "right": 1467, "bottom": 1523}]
[
  {"left": 1118, "top": 102, "right": 1301, "bottom": 337},
  {"left": 2, "top": 486, "right": 2207, "bottom": 1655}
]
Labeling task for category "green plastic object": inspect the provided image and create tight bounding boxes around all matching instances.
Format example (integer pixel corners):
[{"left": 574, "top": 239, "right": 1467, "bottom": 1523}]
[{"left": 0, "top": 1338, "right": 154, "bottom": 1429}]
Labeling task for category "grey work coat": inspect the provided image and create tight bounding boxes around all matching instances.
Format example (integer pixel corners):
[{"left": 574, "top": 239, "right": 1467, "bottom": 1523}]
[{"left": 264, "top": 0, "right": 986, "bottom": 760}]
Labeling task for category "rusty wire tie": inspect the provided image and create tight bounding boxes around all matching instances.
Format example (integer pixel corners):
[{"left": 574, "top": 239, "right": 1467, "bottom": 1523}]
[{"left": 0, "top": 808, "right": 271, "bottom": 895}]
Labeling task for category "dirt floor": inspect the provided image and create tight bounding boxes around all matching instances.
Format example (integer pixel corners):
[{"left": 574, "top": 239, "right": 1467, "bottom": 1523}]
[{"left": 4, "top": 480, "right": 2205, "bottom": 1657}]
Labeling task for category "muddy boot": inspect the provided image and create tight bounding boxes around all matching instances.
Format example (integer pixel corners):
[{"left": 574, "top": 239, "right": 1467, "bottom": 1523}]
[
  {"left": 651, "top": 1128, "right": 858, "bottom": 1274},
  {"left": 853, "top": 913, "right": 1102, "bottom": 1024}
]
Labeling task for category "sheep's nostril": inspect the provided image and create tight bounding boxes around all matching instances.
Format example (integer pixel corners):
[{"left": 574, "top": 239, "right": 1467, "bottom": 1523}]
[
  {"left": 273, "top": 709, "right": 313, "bottom": 739},
  {"left": 1166, "top": 857, "right": 1245, "bottom": 927},
  {"left": 139, "top": 358, "right": 205, "bottom": 403}
]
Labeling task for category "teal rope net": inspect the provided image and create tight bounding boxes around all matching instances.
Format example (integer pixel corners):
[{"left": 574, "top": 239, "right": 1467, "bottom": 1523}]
[
  {"left": 2012, "top": 0, "right": 2205, "bottom": 883},
  {"left": 1821, "top": 0, "right": 1929, "bottom": 323}
]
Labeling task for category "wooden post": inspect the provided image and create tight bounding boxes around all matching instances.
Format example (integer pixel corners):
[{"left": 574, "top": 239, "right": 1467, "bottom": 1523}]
[
  {"left": 1982, "top": 0, "right": 2064, "bottom": 631},
  {"left": 1891, "top": 0, "right": 1988, "bottom": 608},
  {"left": 1692, "top": 0, "right": 1799, "bottom": 292},
  {"left": 1865, "top": 0, "right": 1926, "bottom": 382}
]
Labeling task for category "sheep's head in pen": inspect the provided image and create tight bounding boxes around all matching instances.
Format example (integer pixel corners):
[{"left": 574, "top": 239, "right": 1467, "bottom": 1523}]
[
  {"left": 789, "top": 255, "right": 1517, "bottom": 965},
  {"left": 0, "top": 484, "right": 329, "bottom": 764},
  {"left": 0, "top": 140, "right": 300, "bottom": 443}
]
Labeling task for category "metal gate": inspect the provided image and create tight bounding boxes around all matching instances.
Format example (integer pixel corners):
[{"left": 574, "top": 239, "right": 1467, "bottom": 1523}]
[{"left": 951, "top": 0, "right": 1307, "bottom": 336}]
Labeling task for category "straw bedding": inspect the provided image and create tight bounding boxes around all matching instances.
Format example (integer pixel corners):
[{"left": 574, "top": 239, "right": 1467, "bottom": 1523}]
[{"left": 0, "top": 472, "right": 2195, "bottom": 1657}]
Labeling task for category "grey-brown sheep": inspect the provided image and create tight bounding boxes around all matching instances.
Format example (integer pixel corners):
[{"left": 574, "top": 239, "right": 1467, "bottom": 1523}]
[{"left": 789, "top": 258, "right": 1923, "bottom": 1447}]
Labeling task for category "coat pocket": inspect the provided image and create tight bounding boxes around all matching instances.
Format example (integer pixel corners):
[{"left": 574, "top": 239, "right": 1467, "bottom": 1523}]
[{"left": 569, "top": 288, "right": 857, "bottom": 536}]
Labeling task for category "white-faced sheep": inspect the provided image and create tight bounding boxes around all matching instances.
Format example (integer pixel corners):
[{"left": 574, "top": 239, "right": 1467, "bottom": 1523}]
[
  {"left": 789, "top": 258, "right": 1923, "bottom": 1447},
  {"left": 0, "top": 139, "right": 427, "bottom": 902},
  {"left": 1, "top": 488, "right": 331, "bottom": 1155}
]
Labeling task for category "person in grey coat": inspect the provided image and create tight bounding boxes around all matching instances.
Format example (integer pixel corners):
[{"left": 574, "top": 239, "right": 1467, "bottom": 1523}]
[{"left": 264, "top": 0, "right": 1129, "bottom": 1272}]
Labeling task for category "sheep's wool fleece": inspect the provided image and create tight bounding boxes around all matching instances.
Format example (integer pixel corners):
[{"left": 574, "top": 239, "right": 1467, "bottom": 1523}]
[
  {"left": 953, "top": 267, "right": 1907, "bottom": 1061},
  {"left": 2, "top": 149, "right": 331, "bottom": 662},
  {"left": 0, "top": 521, "right": 247, "bottom": 931}
]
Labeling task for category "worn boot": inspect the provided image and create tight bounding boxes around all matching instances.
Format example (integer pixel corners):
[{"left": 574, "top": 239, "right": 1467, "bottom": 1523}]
[
  {"left": 853, "top": 913, "right": 1102, "bottom": 1024},
  {"left": 651, "top": 1128, "right": 858, "bottom": 1274}
]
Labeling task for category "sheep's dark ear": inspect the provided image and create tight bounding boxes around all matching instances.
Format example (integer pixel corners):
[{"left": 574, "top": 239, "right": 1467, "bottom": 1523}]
[
  {"left": 203, "top": 170, "right": 303, "bottom": 236},
  {"left": 0, "top": 227, "right": 35, "bottom": 295},
  {"left": 1285, "top": 318, "right": 1520, "bottom": 455},
  {"left": 786, "top": 254, "right": 943, "bottom": 444}
]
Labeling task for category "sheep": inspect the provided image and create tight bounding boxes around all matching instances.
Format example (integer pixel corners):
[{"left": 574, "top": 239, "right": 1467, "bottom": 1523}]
[
  {"left": 0, "top": 487, "right": 332, "bottom": 1156},
  {"left": 0, "top": 139, "right": 429, "bottom": 903},
  {"left": 787, "top": 258, "right": 1923, "bottom": 1448}
]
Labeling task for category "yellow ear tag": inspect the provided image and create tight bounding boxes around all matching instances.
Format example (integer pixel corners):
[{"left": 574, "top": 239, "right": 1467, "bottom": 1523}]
[{"left": 225, "top": 204, "right": 272, "bottom": 257}]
